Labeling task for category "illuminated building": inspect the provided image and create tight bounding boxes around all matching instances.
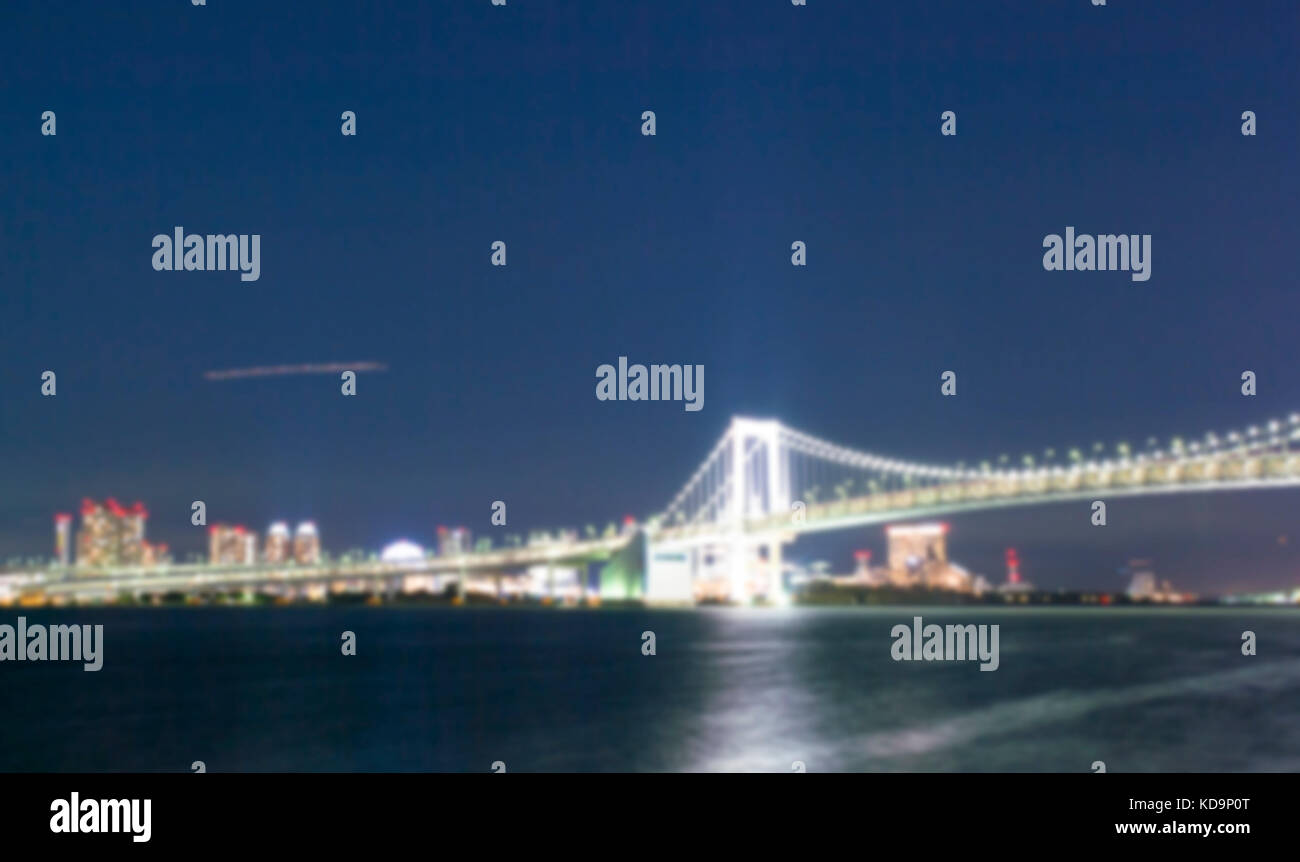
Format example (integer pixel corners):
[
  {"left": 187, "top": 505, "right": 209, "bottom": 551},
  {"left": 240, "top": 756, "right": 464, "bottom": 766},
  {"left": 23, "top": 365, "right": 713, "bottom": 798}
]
[
  {"left": 141, "top": 541, "right": 168, "bottom": 567},
  {"left": 265, "top": 522, "right": 291, "bottom": 563},
  {"left": 927, "top": 561, "right": 973, "bottom": 592},
  {"left": 54, "top": 514, "right": 72, "bottom": 567},
  {"left": 208, "top": 526, "right": 222, "bottom": 563},
  {"left": 76, "top": 499, "right": 112, "bottom": 568},
  {"left": 294, "top": 521, "right": 320, "bottom": 565},
  {"left": 888, "top": 523, "right": 948, "bottom": 573},
  {"left": 381, "top": 540, "right": 425, "bottom": 563},
  {"left": 75, "top": 497, "right": 151, "bottom": 569},
  {"left": 209, "top": 525, "right": 257, "bottom": 565},
  {"left": 401, "top": 573, "right": 439, "bottom": 593},
  {"left": 884, "top": 523, "right": 973, "bottom": 591},
  {"left": 1128, "top": 559, "right": 1159, "bottom": 600},
  {"left": 120, "top": 502, "right": 147, "bottom": 565},
  {"left": 437, "top": 526, "right": 471, "bottom": 557},
  {"left": 830, "top": 549, "right": 887, "bottom": 588}
]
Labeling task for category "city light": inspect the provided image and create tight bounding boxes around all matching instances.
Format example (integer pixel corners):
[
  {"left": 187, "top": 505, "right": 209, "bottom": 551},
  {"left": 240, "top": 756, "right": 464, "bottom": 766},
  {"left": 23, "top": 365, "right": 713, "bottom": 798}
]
[{"left": 381, "top": 541, "right": 425, "bottom": 563}]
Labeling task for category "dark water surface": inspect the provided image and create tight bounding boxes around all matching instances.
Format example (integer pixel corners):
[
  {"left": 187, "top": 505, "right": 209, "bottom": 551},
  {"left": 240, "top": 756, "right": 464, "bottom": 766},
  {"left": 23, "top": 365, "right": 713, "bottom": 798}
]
[{"left": 2, "top": 606, "right": 1296, "bottom": 772}]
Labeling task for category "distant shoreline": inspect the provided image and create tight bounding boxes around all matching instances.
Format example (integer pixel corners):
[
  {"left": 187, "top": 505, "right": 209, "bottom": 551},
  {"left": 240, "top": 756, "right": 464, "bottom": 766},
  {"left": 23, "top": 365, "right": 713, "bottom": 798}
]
[{"left": 4, "top": 587, "right": 1294, "bottom": 610}]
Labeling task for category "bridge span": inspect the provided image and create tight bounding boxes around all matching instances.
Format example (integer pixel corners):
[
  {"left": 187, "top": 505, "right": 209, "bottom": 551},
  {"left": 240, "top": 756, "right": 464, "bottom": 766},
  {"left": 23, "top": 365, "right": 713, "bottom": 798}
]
[{"left": 8, "top": 412, "right": 1300, "bottom": 606}]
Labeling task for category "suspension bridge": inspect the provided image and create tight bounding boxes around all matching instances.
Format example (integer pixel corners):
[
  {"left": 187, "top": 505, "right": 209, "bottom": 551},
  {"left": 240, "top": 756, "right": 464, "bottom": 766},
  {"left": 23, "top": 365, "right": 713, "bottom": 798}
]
[
  {"left": 8, "top": 412, "right": 1300, "bottom": 605},
  {"left": 641, "top": 413, "right": 1300, "bottom": 602}
]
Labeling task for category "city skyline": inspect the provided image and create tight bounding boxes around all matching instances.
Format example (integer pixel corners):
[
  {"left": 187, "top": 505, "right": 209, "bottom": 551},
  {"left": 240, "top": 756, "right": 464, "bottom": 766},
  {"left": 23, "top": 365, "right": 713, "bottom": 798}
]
[
  {"left": 13, "top": 402, "right": 1300, "bottom": 600},
  {"left": 4, "top": 2, "right": 1299, "bottom": 594},
  {"left": 3, "top": 2, "right": 1300, "bottom": 798}
]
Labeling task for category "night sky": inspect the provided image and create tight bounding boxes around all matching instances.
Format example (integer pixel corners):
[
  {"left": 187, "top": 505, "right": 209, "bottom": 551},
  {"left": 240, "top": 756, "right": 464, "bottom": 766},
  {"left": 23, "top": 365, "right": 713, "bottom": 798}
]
[{"left": 2, "top": 2, "right": 1298, "bottom": 594}]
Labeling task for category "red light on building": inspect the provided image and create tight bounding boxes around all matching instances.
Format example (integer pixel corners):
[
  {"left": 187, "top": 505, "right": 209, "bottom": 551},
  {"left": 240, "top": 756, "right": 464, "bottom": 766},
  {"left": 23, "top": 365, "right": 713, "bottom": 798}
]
[
  {"left": 1005, "top": 548, "right": 1021, "bottom": 584},
  {"left": 853, "top": 549, "right": 873, "bottom": 576},
  {"left": 54, "top": 513, "right": 72, "bottom": 524},
  {"left": 623, "top": 515, "right": 635, "bottom": 526}
]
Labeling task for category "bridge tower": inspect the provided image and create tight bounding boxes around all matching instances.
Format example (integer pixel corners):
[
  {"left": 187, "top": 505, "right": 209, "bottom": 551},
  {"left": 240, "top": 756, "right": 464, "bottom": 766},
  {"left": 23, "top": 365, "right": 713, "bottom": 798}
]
[{"left": 646, "top": 417, "right": 791, "bottom": 604}]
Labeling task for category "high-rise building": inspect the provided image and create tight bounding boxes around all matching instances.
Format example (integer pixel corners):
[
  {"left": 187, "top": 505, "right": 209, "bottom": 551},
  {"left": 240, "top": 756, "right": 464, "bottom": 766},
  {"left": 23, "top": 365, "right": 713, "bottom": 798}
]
[
  {"left": 265, "top": 522, "right": 291, "bottom": 563},
  {"left": 437, "top": 526, "right": 471, "bottom": 557},
  {"left": 886, "top": 523, "right": 948, "bottom": 586},
  {"left": 208, "top": 526, "right": 223, "bottom": 564},
  {"left": 881, "top": 523, "right": 972, "bottom": 591},
  {"left": 54, "top": 513, "right": 72, "bottom": 567},
  {"left": 120, "top": 501, "right": 147, "bottom": 565},
  {"left": 76, "top": 499, "right": 112, "bottom": 568},
  {"left": 887, "top": 523, "right": 948, "bottom": 573},
  {"left": 209, "top": 525, "right": 257, "bottom": 565},
  {"left": 77, "top": 497, "right": 143, "bottom": 569},
  {"left": 294, "top": 521, "right": 320, "bottom": 565}
]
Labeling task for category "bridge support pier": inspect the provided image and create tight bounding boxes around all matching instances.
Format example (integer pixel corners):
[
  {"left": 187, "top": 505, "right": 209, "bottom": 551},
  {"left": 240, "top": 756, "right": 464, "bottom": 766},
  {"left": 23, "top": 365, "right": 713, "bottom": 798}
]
[
  {"left": 765, "top": 540, "right": 784, "bottom": 602},
  {"left": 644, "top": 541, "right": 696, "bottom": 605}
]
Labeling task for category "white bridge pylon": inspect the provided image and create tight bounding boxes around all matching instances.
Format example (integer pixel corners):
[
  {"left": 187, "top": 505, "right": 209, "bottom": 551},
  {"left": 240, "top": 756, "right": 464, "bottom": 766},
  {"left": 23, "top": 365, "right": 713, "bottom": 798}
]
[{"left": 644, "top": 413, "right": 1300, "bottom": 603}]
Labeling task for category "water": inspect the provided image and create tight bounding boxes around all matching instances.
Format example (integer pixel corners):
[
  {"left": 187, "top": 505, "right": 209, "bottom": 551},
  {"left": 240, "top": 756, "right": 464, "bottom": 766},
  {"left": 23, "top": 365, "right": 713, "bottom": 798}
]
[{"left": 2, "top": 606, "right": 1297, "bottom": 772}]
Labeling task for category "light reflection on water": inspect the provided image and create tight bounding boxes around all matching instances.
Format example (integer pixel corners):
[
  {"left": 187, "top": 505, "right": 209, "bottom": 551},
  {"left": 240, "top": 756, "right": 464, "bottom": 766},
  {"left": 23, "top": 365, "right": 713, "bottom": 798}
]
[{"left": 1, "top": 606, "right": 1295, "bottom": 772}]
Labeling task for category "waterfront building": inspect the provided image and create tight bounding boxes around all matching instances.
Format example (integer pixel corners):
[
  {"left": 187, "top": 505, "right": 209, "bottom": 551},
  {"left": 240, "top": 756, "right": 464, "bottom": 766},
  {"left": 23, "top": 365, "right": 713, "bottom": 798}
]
[
  {"left": 1127, "top": 571, "right": 1157, "bottom": 600},
  {"left": 381, "top": 540, "right": 425, "bottom": 564},
  {"left": 54, "top": 513, "right": 72, "bottom": 567},
  {"left": 437, "top": 526, "right": 471, "bottom": 557},
  {"left": 76, "top": 499, "right": 113, "bottom": 568},
  {"left": 120, "top": 502, "right": 147, "bottom": 565},
  {"left": 294, "top": 521, "right": 321, "bottom": 565},
  {"left": 140, "top": 541, "right": 168, "bottom": 567},
  {"left": 265, "top": 522, "right": 291, "bottom": 563},
  {"left": 887, "top": 523, "right": 948, "bottom": 573},
  {"left": 884, "top": 523, "right": 972, "bottom": 591},
  {"left": 209, "top": 525, "right": 257, "bottom": 565},
  {"left": 75, "top": 497, "right": 151, "bottom": 569}
]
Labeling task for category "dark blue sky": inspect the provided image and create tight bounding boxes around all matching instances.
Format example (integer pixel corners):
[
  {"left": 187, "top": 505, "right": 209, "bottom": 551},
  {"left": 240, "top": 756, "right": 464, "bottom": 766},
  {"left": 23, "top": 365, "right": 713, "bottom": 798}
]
[{"left": 2, "top": 1, "right": 1298, "bottom": 592}]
